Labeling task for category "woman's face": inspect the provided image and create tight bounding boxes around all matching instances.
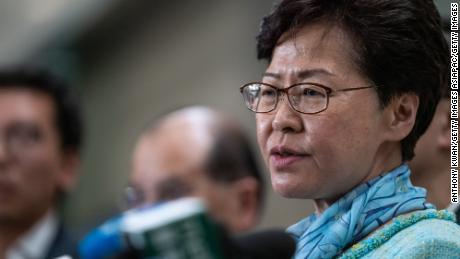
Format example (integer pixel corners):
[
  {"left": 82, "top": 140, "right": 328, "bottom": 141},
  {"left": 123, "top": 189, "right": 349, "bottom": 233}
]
[{"left": 256, "top": 23, "right": 390, "bottom": 201}]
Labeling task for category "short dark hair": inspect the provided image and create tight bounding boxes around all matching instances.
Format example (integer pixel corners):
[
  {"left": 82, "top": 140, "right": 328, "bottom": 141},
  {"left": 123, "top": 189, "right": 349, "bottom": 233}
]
[
  {"left": 205, "top": 127, "right": 265, "bottom": 208},
  {"left": 0, "top": 65, "right": 83, "bottom": 153},
  {"left": 257, "top": 0, "right": 449, "bottom": 161}
]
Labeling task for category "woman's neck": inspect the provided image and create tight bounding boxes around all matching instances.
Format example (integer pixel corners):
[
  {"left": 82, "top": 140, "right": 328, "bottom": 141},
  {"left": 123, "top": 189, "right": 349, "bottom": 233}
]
[{"left": 313, "top": 142, "right": 403, "bottom": 214}]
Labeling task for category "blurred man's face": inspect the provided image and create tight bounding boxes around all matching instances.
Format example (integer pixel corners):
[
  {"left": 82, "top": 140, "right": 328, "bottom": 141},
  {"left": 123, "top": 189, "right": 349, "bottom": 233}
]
[
  {"left": 410, "top": 99, "right": 450, "bottom": 176},
  {"left": 129, "top": 120, "right": 249, "bottom": 232},
  {"left": 0, "top": 88, "right": 76, "bottom": 226},
  {"left": 409, "top": 99, "right": 450, "bottom": 208}
]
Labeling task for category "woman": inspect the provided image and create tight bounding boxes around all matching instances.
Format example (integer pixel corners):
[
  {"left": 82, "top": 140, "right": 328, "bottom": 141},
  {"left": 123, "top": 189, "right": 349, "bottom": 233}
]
[{"left": 240, "top": 0, "right": 460, "bottom": 258}]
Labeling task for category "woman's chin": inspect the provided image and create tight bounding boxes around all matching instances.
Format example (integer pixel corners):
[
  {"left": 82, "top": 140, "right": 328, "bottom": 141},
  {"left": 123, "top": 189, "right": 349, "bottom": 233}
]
[
  {"left": 272, "top": 181, "right": 313, "bottom": 199},
  {"left": 271, "top": 172, "right": 315, "bottom": 198}
]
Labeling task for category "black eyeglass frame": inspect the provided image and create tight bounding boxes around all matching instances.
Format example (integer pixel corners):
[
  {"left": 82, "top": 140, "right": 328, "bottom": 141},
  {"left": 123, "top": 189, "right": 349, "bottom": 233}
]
[{"left": 239, "top": 82, "right": 375, "bottom": 114}]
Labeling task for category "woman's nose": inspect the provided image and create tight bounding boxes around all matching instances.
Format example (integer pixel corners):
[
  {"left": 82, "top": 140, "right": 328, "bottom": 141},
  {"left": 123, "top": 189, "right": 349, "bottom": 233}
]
[{"left": 272, "top": 96, "right": 303, "bottom": 133}]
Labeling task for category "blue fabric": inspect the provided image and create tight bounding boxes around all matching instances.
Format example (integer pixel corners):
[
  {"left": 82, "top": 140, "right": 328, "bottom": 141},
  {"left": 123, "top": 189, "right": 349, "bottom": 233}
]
[
  {"left": 287, "top": 164, "right": 433, "bottom": 259},
  {"left": 338, "top": 209, "right": 457, "bottom": 258},
  {"left": 361, "top": 218, "right": 460, "bottom": 258}
]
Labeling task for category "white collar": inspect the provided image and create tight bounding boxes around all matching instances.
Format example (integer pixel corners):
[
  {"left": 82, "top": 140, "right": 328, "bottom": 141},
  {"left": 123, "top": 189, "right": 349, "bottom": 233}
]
[{"left": 6, "top": 209, "right": 59, "bottom": 259}]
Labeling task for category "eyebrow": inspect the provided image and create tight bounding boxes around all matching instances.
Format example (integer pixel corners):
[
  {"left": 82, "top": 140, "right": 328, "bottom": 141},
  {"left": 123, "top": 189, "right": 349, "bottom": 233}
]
[{"left": 262, "top": 68, "right": 335, "bottom": 80}]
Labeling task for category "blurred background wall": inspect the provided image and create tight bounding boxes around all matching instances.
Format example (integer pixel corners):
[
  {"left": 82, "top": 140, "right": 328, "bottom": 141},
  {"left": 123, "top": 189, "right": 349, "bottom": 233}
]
[{"left": 0, "top": 0, "right": 451, "bottom": 235}]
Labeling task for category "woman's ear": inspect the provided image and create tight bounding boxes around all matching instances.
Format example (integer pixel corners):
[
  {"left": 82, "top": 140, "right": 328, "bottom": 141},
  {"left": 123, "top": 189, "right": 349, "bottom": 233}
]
[{"left": 383, "top": 93, "right": 419, "bottom": 141}]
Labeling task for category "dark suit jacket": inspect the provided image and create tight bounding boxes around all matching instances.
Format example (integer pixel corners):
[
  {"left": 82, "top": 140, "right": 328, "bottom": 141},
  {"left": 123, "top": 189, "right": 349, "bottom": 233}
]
[{"left": 45, "top": 222, "right": 78, "bottom": 259}]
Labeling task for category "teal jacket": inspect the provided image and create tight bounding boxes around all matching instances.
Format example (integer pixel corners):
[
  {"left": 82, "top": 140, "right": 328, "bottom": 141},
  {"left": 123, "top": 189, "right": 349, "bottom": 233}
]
[{"left": 342, "top": 216, "right": 460, "bottom": 258}]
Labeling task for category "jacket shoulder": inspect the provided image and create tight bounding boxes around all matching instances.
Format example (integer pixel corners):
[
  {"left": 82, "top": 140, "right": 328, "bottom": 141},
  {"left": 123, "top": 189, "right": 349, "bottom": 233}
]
[{"left": 364, "top": 219, "right": 460, "bottom": 258}]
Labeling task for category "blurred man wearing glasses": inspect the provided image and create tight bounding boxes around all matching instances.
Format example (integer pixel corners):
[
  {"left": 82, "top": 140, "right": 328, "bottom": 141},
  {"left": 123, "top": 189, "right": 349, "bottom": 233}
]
[
  {"left": 127, "top": 106, "right": 264, "bottom": 233},
  {"left": 0, "top": 66, "right": 82, "bottom": 259}
]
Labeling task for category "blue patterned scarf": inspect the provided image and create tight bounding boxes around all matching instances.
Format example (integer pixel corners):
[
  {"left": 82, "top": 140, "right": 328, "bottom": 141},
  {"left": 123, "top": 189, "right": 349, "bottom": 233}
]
[{"left": 287, "top": 164, "right": 433, "bottom": 259}]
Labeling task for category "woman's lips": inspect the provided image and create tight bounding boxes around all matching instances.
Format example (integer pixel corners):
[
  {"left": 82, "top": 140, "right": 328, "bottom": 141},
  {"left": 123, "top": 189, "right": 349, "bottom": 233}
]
[
  {"left": 269, "top": 146, "right": 309, "bottom": 170},
  {"left": 270, "top": 154, "right": 306, "bottom": 170}
]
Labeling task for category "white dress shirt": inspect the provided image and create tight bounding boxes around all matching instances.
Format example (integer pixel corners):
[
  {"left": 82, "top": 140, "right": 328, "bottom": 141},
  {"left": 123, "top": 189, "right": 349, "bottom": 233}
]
[{"left": 6, "top": 210, "right": 59, "bottom": 259}]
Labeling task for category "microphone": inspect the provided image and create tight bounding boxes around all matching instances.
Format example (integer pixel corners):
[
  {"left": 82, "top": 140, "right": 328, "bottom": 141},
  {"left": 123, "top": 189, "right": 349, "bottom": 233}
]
[
  {"left": 80, "top": 198, "right": 221, "bottom": 259},
  {"left": 79, "top": 197, "right": 296, "bottom": 259},
  {"left": 226, "top": 230, "right": 296, "bottom": 259}
]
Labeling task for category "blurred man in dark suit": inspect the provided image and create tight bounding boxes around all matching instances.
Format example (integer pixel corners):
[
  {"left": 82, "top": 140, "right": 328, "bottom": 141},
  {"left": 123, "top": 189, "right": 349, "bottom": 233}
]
[{"left": 0, "top": 66, "right": 83, "bottom": 258}]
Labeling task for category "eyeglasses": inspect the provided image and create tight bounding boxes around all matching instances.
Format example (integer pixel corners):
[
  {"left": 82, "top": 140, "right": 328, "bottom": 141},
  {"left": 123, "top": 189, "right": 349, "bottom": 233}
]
[
  {"left": 123, "top": 177, "right": 193, "bottom": 209},
  {"left": 240, "top": 82, "right": 374, "bottom": 114},
  {"left": 0, "top": 122, "right": 43, "bottom": 158}
]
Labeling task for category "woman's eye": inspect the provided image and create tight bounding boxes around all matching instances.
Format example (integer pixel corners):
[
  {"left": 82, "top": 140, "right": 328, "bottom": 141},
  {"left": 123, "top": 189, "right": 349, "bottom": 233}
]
[
  {"left": 261, "top": 89, "right": 276, "bottom": 97},
  {"left": 303, "top": 88, "right": 323, "bottom": 97}
]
